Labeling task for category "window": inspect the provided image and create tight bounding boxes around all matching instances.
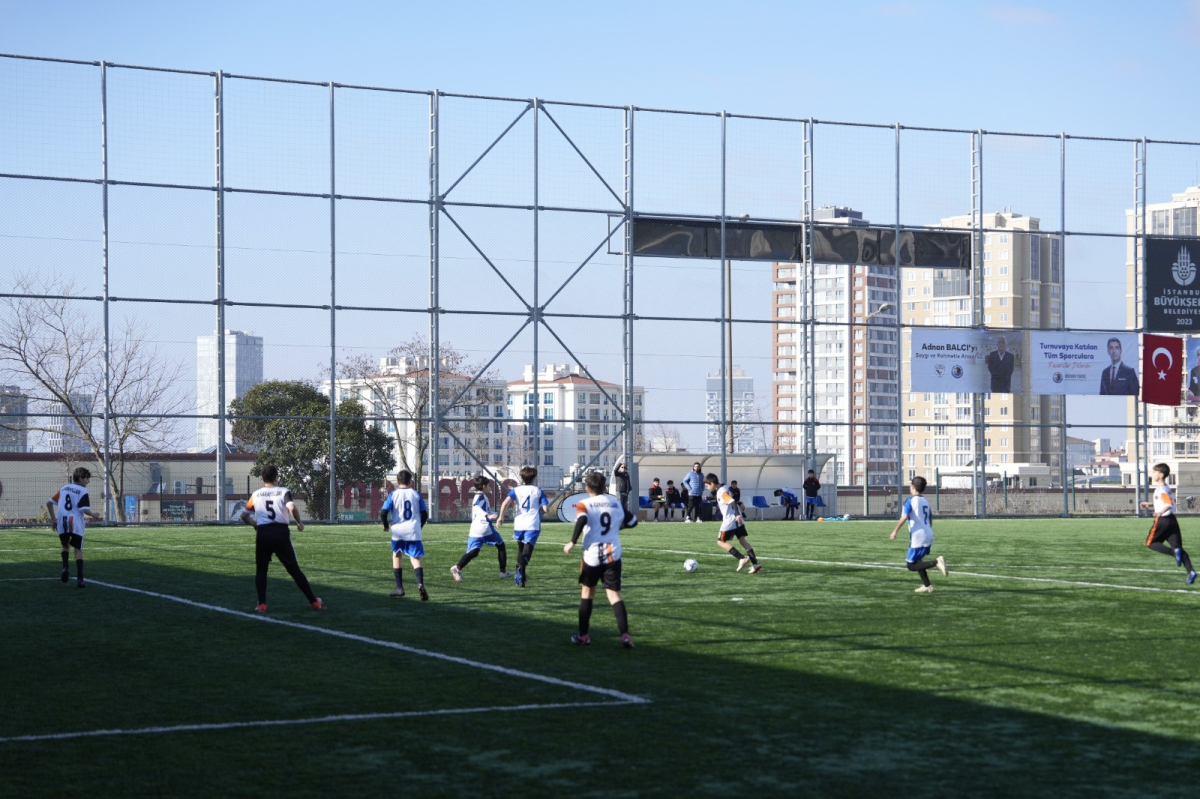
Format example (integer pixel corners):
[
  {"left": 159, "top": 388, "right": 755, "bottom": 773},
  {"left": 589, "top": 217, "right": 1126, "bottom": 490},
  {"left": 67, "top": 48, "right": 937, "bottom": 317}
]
[
  {"left": 1152, "top": 208, "right": 1170, "bottom": 235},
  {"left": 543, "top": 455, "right": 553, "bottom": 466}
]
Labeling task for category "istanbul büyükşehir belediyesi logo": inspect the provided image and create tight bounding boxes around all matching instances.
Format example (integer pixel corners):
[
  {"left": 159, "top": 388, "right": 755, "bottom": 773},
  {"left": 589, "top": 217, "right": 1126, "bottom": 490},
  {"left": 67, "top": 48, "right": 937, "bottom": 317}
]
[{"left": 1173, "top": 246, "right": 1197, "bottom": 286}]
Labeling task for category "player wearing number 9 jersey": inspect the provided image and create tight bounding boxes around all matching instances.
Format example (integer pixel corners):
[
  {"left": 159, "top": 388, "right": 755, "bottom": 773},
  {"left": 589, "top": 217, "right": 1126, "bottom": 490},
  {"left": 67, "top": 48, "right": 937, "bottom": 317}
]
[
  {"left": 380, "top": 470, "right": 429, "bottom": 600},
  {"left": 889, "top": 476, "right": 947, "bottom": 593},
  {"left": 563, "top": 471, "right": 638, "bottom": 648},
  {"left": 240, "top": 464, "right": 323, "bottom": 612}
]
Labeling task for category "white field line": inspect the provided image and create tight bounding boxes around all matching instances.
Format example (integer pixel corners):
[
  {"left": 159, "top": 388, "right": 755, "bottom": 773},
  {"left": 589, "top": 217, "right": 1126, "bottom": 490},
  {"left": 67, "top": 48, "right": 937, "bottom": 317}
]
[
  {"left": 87, "top": 580, "right": 647, "bottom": 705},
  {"left": 0, "top": 700, "right": 637, "bottom": 744},
  {"left": 624, "top": 546, "right": 1200, "bottom": 596},
  {"left": 0, "top": 577, "right": 56, "bottom": 582}
]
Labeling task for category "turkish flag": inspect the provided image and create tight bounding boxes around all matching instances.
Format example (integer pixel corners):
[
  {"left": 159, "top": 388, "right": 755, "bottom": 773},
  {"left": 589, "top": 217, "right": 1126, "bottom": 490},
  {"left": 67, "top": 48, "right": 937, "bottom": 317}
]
[{"left": 1143, "top": 334, "right": 1183, "bottom": 406}]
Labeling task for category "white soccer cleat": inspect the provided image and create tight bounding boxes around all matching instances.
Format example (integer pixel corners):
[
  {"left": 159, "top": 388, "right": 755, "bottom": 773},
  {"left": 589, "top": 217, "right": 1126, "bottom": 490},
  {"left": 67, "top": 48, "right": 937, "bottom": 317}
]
[
  {"left": 736, "top": 557, "right": 751, "bottom": 572},
  {"left": 936, "top": 556, "right": 948, "bottom": 577},
  {"left": 748, "top": 563, "right": 763, "bottom": 575},
  {"left": 914, "top": 584, "right": 934, "bottom": 594},
  {"left": 450, "top": 565, "right": 463, "bottom": 583},
  {"left": 499, "top": 571, "right": 513, "bottom": 579}
]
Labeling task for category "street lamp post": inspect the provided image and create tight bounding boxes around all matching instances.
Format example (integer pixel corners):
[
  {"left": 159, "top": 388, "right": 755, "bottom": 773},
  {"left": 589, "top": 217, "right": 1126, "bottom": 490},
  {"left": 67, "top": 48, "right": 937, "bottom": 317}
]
[{"left": 862, "top": 301, "right": 893, "bottom": 515}]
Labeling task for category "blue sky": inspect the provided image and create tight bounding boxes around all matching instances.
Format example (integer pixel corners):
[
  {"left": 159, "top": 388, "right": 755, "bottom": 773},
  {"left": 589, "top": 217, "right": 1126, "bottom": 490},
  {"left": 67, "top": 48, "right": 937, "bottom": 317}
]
[
  {"left": 0, "top": 1, "right": 1188, "bottom": 449},
  {"left": 3, "top": 0, "right": 1196, "bottom": 140}
]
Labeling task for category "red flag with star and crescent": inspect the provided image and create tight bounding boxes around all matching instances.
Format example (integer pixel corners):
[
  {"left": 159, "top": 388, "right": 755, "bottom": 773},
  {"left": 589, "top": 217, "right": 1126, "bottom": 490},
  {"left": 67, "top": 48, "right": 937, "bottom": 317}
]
[{"left": 1143, "top": 334, "right": 1183, "bottom": 406}]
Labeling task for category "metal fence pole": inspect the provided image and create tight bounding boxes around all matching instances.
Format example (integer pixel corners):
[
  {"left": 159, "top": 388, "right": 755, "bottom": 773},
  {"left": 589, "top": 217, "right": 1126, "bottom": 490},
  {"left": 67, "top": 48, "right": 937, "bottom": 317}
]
[
  {"left": 1060, "top": 132, "right": 1069, "bottom": 515},
  {"left": 623, "top": 105, "right": 635, "bottom": 498},
  {"left": 895, "top": 122, "right": 904, "bottom": 509},
  {"left": 429, "top": 91, "right": 441, "bottom": 519},
  {"left": 803, "top": 120, "right": 815, "bottom": 474},
  {"left": 533, "top": 99, "right": 541, "bottom": 482},
  {"left": 328, "top": 80, "right": 338, "bottom": 522},
  {"left": 214, "top": 71, "right": 227, "bottom": 522},
  {"left": 100, "top": 61, "right": 113, "bottom": 522},
  {"left": 718, "top": 110, "right": 728, "bottom": 484}
]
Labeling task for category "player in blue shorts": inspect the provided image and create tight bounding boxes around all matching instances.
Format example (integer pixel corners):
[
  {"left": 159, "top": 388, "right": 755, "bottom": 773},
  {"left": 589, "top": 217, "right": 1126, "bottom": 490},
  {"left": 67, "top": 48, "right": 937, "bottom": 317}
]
[
  {"left": 496, "top": 465, "right": 548, "bottom": 588},
  {"left": 451, "top": 475, "right": 511, "bottom": 583},
  {"left": 889, "top": 476, "right": 947, "bottom": 593},
  {"left": 381, "top": 470, "right": 429, "bottom": 600}
]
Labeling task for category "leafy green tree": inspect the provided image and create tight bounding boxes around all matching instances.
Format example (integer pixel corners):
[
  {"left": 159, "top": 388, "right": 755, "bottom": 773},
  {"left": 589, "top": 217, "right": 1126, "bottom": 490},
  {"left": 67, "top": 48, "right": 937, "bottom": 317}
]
[{"left": 230, "top": 382, "right": 395, "bottom": 519}]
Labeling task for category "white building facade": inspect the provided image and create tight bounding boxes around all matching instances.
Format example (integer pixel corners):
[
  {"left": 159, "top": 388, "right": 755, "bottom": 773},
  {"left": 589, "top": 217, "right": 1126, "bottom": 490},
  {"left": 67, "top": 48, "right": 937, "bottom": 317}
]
[{"left": 196, "top": 330, "right": 264, "bottom": 452}]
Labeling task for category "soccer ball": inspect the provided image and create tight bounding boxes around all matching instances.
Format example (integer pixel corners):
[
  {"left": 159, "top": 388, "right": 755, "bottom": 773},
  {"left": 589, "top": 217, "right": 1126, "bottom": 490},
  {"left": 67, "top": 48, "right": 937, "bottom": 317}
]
[{"left": 683, "top": 558, "right": 699, "bottom": 573}]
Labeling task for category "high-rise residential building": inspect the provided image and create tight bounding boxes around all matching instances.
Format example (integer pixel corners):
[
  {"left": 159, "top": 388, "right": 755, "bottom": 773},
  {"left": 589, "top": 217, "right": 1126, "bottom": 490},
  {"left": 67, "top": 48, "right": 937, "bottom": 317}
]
[
  {"left": 46, "top": 393, "right": 93, "bottom": 453},
  {"left": 902, "top": 211, "right": 1063, "bottom": 479},
  {"left": 196, "top": 330, "right": 264, "bottom": 452},
  {"left": 772, "top": 207, "right": 899, "bottom": 485},
  {"left": 323, "top": 355, "right": 509, "bottom": 485},
  {"left": 1126, "top": 185, "right": 1200, "bottom": 462},
  {"left": 705, "top": 367, "right": 763, "bottom": 453},
  {"left": 506, "top": 364, "right": 645, "bottom": 486},
  {"left": 0, "top": 385, "right": 29, "bottom": 453}
]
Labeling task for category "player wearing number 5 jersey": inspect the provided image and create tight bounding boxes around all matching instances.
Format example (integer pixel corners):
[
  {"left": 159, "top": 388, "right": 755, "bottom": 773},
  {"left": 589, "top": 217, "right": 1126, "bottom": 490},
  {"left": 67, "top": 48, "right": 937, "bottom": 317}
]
[
  {"left": 240, "top": 465, "right": 323, "bottom": 612},
  {"left": 47, "top": 467, "right": 102, "bottom": 588},
  {"left": 889, "top": 476, "right": 947, "bottom": 593},
  {"left": 496, "top": 466, "right": 548, "bottom": 588},
  {"left": 381, "top": 470, "right": 429, "bottom": 600},
  {"left": 564, "top": 471, "right": 638, "bottom": 648}
]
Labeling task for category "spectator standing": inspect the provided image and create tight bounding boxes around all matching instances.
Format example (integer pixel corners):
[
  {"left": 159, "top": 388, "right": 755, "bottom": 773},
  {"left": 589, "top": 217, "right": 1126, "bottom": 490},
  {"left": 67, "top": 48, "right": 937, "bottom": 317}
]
[
  {"left": 803, "top": 470, "right": 822, "bottom": 521},
  {"left": 612, "top": 462, "right": 632, "bottom": 510},
  {"left": 682, "top": 462, "right": 705, "bottom": 523}
]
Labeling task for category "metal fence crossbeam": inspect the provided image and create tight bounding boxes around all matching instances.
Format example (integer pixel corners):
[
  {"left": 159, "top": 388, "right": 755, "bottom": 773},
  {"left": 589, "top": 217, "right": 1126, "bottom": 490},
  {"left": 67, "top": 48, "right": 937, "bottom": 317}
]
[{"left": 440, "top": 102, "right": 533, "bottom": 199}]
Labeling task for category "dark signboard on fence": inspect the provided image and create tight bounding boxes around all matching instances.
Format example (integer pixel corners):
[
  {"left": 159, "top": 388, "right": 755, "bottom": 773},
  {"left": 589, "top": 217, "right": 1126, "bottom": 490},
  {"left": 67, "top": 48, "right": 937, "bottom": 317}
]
[
  {"left": 1145, "top": 236, "right": 1200, "bottom": 331},
  {"left": 160, "top": 500, "right": 195, "bottom": 521}
]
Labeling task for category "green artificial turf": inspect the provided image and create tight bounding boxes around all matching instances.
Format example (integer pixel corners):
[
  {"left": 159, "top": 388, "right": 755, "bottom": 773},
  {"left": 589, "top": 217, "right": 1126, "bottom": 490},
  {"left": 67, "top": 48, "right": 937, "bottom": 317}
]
[{"left": 3, "top": 517, "right": 1200, "bottom": 797}]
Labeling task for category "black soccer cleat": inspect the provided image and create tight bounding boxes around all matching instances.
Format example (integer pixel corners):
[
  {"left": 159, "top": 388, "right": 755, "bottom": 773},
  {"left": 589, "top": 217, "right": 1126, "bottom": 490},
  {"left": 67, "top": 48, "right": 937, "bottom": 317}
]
[
  {"left": 418, "top": 584, "right": 429, "bottom": 601},
  {"left": 60, "top": 567, "right": 70, "bottom": 583}
]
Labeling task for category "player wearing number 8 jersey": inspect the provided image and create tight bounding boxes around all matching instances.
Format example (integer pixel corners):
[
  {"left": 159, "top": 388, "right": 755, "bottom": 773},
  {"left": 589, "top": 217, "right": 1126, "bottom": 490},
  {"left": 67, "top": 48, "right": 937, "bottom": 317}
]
[
  {"left": 889, "top": 476, "right": 947, "bottom": 593},
  {"left": 239, "top": 465, "right": 323, "bottom": 612},
  {"left": 564, "top": 471, "right": 638, "bottom": 648},
  {"left": 496, "top": 466, "right": 549, "bottom": 588},
  {"left": 47, "top": 467, "right": 102, "bottom": 588},
  {"left": 381, "top": 470, "right": 429, "bottom": 600}
]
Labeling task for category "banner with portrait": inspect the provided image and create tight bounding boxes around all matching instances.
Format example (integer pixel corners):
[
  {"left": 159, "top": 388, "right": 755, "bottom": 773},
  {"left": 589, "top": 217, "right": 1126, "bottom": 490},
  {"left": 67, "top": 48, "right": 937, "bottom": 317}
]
[
  {"left": 910, "top": 328, "right": 1021, "bottom": 394},
  {"left": 1028, "top": 332, "right": 1140, "bottom": 396},
  {"left": 1187, "top": 337, "right": 1200, "bottom": 404}
]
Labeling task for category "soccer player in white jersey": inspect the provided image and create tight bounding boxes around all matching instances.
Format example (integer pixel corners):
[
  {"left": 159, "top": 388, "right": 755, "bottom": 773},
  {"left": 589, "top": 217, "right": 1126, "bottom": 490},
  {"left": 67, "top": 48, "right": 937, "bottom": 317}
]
[
  {"left": 381, "top": 469, "right": 429, "bottom": 600},
  {"left": 239, "top": 465, "right": 323, "bottom": 612},
  {"left": 496, "top": 465, "right": 548, "bottom": 588},
  {"left": 704, "top": 474, "right": 763, "bottom": 574},
  {"left": 450, "top": 475, "right": 511, "bottom": 583},
  {"left": 889, "top": 476, "right": 947, "bottom": 593},
  {"left": 563, "top": 471, "right": 638, "bottom": 648},
  {"left": 46, "top": 466, "right": 102, "bottom": 588},
  {"left": 1139, "top": 463, "right": 1197, "bottom": 585}
]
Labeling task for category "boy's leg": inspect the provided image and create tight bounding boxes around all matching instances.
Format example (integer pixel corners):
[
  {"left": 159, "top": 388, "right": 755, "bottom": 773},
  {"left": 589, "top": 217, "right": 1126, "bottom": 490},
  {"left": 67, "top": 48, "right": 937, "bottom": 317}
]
[
  {"left": 391, "top": 551, "right": 405, "bottom": 595},
  {"left": 578, "top": 585, "right": 595, "bottom": 636},
  {"left": 1165, "top": 532, "right": 1196, "bottom": 573},
  {"left": 255, "top": 534, "right": 273, "bottom": 605},
  {"left": 606, "top": 588, "right": 629, "bottom": 635},
  {"left": 72, "top": 544, "right": 84, "bottom": 585},
  {"left": 496, "top": 542, "right": 508, "bottom": 574},
  {"left": 410, "top": 555, "right": 427, "bottom": 599},
  {"left": 275, "top": 537, "right": 318, "bottom": 604},
  {"left": 59, "top": 534, "right": 70, "bottom": 581},
  {"left": 455, "top": 546, "right": 481, "bottom": 572},
  {"left": 737, "top": 536, "right": 760, "bottom": 566},
  {"left": 717, "top": 536, "right": 745, "bottom": 566},
  {"left": 907, "top": 558, "right": 935, "bottom": 587}
]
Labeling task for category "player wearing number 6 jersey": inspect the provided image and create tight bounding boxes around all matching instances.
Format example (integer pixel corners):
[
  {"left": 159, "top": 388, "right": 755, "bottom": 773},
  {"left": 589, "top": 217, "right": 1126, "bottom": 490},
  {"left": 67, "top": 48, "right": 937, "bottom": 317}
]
[
  {"left": 564, "top": 471, "right": 638, "bottom": 648},
  {"left": 496, "top": 466, "right": 548, "bottom": 588},
  {"left": 47, "top": 467, "right": 102, "bottom": 588},
  {"left": 381, "top": 470, "right": 429, "bottom": 600},
  {"left": 240, "top": 465, "right": 323, "bottom": 612},
  {"left": 889, "top": 476, "right": 947, "bottom": 593}
]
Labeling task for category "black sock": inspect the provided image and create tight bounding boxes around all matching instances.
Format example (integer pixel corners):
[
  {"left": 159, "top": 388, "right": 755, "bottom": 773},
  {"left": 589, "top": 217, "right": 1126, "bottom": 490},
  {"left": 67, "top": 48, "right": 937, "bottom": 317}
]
[
  {"left": 76, "top": 560, "right": 84, "bottom": 582},
  {"left": 746, "top": 547, "right": 758, "bottom": 565},
  {"left": 497, "top": 544, "right": 508, "bottom": 573},
  {"left": 1149, "top": 542, "right": 1174, "bottom": 557},
  {"left": 612, "top": 600, "right": 629, "bottom": 635},
  {"left": 920, "top": 570, "right": 931, "bottom": 586},
  {"left": 579, "top": 598, "right": 593, "bottom": 635},
  {"left": 1182, "top": 548, "right": 1195, "bottom": 572},
  {"left": 728, "top": 548, "right": 743, "bottom": 560},
  {"left": 393, "top": 568, "right": 404, "bottom": 589},
  {"left": 456, "top": 548, "right": 480, "bottom": 571},
  {"left": 61, "top": 551, "right": 69, "bottom": 569},
  {"left": 414, "top": 567, "right": 425, "bottom": 587}
]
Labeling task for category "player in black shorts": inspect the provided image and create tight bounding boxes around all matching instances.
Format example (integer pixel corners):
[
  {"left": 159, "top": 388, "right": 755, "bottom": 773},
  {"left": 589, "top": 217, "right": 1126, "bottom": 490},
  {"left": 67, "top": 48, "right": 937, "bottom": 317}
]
[
  {"left": 564, "top": 471, "right": 638, "bottom": 648},
  {"left": 1140, "top": 463, "right": 1198, "bottom": 585}
]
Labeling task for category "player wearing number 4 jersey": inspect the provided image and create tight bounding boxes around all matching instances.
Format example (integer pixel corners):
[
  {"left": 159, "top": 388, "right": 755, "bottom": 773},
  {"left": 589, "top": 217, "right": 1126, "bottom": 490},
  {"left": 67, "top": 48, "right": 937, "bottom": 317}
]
[
  {"left": 889, "top": 476, "right": 947, "bottom": 593},
  {"left": 564, "top": 471, "right": 637, "bottom": 648},
  {"left": 1139, "top": 463, "right": 1197, "bottom": 585},
  {"left": 705, "top": 474, "right": 763, "bottom": 573},
  {"left": 496, "top": 466, "right": 548, "bottom": 588},
  {"left": 381, "top": 470, "right": 429, "bottom": 600},
  {"left": 240, "top": 465, "right": 323, "bottom": 612},
  {"left": 47, "top": 467, "right": 102, "bottom": 588}
]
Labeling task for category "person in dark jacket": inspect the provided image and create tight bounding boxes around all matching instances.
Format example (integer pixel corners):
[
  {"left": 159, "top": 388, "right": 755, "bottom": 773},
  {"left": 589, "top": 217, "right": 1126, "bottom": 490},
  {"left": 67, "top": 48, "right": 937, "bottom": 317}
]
[
  {"left": 665, "top": 480, "right": 681, "bottom": 520},
  {"left": 682, "top": 462, "right": 705, "bottom": 523},
  {"left": 803, "top": 470, "right": 821, "bottom": 521},
  {"left": 612, "top": 462, "right": 632, "bottom": 509}
]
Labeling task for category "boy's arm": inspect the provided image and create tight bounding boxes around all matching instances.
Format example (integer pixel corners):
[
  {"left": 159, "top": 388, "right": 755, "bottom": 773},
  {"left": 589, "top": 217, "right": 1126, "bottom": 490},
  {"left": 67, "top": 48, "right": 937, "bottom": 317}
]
[
  {"left": 45, "top": 499, "right": 57, "bottom": 529},
  {"left": 286, "top": 501, "right": 304, "bottom": 532},
  {"left": 495, "top": 497, "right": 512, "bottom": 526},
  {"left": 563, "top": 514, "right": 589, "bottom": 554},
  {"left": 889, "top": 513, "right": 909, "bottom": 539}
]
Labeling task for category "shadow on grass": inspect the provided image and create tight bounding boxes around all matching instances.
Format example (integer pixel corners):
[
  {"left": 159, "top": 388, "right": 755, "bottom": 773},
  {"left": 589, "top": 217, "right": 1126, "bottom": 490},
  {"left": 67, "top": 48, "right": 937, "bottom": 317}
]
[{"left": 2, "top": 552, "right": 1199, "bottom": 798}]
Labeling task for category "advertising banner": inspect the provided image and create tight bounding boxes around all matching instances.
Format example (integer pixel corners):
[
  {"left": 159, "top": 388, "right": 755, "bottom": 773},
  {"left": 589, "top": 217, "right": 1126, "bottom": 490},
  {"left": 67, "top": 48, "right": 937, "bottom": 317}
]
[
  {"left": 1028, "top": 332, "right": 1140, "bottom": 395},
  {"left": 1188, "top": 338, "right": 1200, "bottom": 404},
  {"left": 910, "top": 328, "right": 1021, "bottom": 394},
  {"left": 1145, "top": 237, "right": 1200, "bottom": 331},
  {"left": 1142, "top": 334, "right": 1183, "bottom": 406}
]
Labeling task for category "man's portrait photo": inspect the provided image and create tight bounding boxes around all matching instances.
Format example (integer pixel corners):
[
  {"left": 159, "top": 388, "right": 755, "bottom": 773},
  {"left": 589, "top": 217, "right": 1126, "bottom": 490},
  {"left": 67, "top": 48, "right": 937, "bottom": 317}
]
[
  {"left": 1099, "top": 336, "right": 1139, "bottom": 396},
  {"left": 1187, "top": 340, "right": 1200, "bottom": 404},
  {"left": 986, "top": 335, "right": 1016, "bottom": 393}
]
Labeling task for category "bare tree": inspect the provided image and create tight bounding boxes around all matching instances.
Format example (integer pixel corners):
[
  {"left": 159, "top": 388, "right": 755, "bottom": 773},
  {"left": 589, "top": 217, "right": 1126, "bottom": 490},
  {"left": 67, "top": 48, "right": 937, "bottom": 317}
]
[
  {"left": 332, "top": 335, "right": 500, "bottom": 489},
  {"left": 648, "top": 422, "right": 685, "bottom": 453},
  {"left": 0, "top": 274, "right": 187, "bottom": 520}
]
